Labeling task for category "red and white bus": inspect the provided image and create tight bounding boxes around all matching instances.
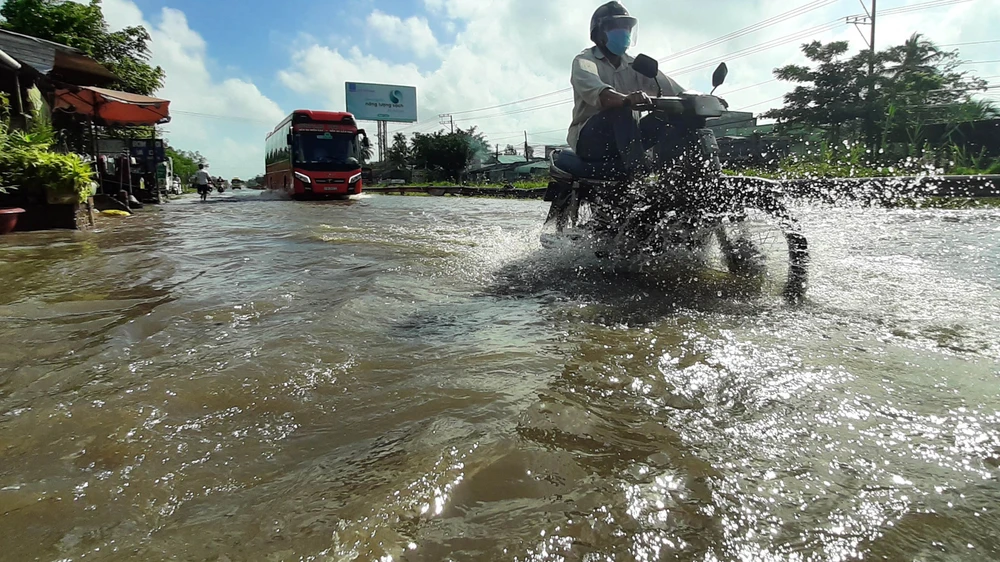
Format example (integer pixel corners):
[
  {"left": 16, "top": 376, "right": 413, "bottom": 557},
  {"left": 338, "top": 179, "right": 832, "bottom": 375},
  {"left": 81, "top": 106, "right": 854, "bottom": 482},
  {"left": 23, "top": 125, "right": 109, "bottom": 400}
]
[{"left": 264, "top": 110, "right": 370, "bottom": 199}]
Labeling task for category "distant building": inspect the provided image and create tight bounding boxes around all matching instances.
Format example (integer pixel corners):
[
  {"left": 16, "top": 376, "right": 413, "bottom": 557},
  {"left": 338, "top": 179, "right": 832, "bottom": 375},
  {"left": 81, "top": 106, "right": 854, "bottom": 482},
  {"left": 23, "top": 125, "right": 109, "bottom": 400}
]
[
  {"left": 514, "top": 161, "right": 550, "bottom": 178},
  {"left": 469, "top": 154, "right": 545, "bottom": 183},
  {"left": 706, "top": 111, "right": 757, "bottom": 138}
]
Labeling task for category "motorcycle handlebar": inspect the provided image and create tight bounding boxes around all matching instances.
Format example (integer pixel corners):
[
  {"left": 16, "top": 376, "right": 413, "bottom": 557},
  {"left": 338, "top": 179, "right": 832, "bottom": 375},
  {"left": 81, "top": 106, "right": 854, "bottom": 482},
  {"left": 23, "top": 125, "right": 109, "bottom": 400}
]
[
  {"left": 632, "top": 97, "right": 686, "bottom": 113},
  {"left": 632, "top": 95, "right": 729, "bottom": 116}
]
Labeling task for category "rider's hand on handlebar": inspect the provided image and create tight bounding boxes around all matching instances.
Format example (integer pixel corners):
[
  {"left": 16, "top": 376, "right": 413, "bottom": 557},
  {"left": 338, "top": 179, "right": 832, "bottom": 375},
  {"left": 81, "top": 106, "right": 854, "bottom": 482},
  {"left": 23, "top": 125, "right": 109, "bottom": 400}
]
[{"left": 625, "top": 91, "right": 652, "bottom": 109}]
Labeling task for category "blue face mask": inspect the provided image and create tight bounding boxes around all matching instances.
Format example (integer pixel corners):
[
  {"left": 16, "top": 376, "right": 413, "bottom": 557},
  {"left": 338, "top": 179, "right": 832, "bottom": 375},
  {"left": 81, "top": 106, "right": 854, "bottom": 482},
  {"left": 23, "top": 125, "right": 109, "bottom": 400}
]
[{"left": 605, "top": 29, "right": 631, "bottom": 56}]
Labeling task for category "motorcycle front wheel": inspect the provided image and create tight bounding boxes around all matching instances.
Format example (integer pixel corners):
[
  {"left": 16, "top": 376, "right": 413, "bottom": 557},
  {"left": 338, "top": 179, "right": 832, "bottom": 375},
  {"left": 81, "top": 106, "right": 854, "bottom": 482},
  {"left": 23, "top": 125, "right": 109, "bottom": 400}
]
[{"left": 711, "top": 204, "right": 808, "bottom": 304}]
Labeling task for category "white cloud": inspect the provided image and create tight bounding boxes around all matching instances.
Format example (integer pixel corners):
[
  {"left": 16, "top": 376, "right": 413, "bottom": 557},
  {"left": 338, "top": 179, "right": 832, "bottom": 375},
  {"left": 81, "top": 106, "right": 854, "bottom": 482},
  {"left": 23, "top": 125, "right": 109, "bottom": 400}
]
[
  {"left": 367, "top": 10, "right": 441, "bottom": 59},
  {"left": 56, "top": 0, "right": 998, "bottom": 174},
  {"left": 100, "top": 0, "right": 285, "bottom": 181},
  {"left": 281, "top": 0, "right": 1000, "bottom": 151},
  {"left": 422, "top": 0, "right": 491, "bottom": 21}
]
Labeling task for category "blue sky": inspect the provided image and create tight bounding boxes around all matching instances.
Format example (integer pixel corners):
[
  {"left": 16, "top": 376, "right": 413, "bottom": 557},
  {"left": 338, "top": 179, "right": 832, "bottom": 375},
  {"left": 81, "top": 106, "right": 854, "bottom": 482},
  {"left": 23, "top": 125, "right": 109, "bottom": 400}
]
[
  {"left": 128, "top": 0, "right": 382, "bottom": 102},
  {"left": 90, "top": 0, "right": 1000, "bottom": 180},
  {"left": 126, "top": 0, "right": 462, "bottom": 111}
]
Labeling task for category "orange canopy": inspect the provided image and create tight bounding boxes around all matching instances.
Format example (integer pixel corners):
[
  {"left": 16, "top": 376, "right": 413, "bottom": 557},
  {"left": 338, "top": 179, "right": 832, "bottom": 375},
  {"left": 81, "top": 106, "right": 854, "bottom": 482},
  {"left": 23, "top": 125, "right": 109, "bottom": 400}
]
[{"left": 54, "top": 86, "right": 170, "bottom": 126}]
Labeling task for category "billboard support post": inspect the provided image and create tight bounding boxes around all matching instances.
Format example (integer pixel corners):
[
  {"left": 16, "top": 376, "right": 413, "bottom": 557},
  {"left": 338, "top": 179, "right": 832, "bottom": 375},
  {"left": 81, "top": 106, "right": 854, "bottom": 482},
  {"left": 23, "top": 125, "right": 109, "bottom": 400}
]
[{"left": 377, "top": 121, "right": 388, "bottom": 163}]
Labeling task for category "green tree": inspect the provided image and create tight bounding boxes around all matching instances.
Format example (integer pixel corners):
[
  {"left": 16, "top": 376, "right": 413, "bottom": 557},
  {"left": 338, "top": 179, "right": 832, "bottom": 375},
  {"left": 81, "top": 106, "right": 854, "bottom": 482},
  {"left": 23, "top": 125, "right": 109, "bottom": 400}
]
[
  {"left": 0, "top": 0, "right": 164, "bottom": 95},
  {"left": 766, "top": 37, "right": 996, "bottom": 157},
  {"left": 460, "top": 126, "right": 490, "bottom": 163},
  {"left": 879, "top": 33, "right": 992, "bottom": 145},
  {"left": 884, "top": 33, "right": 945, "bottom": 80},
  {"left": 411, "top": 127, "right": 483, "bottom": 182},
  {"left": 359, "top": 137, "right": 373, "bottom": 164},
  {"left": 763, "top": 41, "right": 869, "bottom": 148},
  {"left": 166, "top": 146, "right": 205, "bottom": 185},
  {"left": 385, "top": 132, "right": 411, "bottom": 169}
]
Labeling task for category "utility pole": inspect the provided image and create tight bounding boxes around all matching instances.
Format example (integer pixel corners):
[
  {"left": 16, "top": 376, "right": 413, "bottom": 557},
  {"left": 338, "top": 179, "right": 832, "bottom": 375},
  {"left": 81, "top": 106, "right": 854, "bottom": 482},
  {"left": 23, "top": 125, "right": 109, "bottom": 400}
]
[
  {"left": 439, "top": 113, "right": 454, "bottom": 133},
  {"left": 524, "top": 131, "right": 529, "bottom": 160},
  {"left": 848, "top": 0, "right": 878, "bottom": 149},
  {"left": 868, "top": 0, "right": 877, "bottom": 150}
]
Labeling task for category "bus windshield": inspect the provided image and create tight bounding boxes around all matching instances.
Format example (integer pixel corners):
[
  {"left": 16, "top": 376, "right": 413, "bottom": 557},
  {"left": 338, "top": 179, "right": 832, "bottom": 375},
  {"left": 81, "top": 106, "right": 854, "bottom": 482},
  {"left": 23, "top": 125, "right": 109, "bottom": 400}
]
[{"left": 294, "top": 131, "right": 357, "bottom": 169}]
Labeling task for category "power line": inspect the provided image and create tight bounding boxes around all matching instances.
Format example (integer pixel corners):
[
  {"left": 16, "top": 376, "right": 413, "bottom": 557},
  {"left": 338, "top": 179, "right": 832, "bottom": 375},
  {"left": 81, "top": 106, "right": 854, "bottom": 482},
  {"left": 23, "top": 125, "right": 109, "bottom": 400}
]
[
  {"left": 735, "top": 95, "right": 787, "bottom": 111},
  {"left": 452, "top": 99, "right": 572, "bottom": 123},
  {"left": 940, "top": 39, "right": 1000, "bottom": 48},
  {"left": 442, "top": 0, "right": 983, "bottom": 126},
  {"left": 447, "top": 89, "right": 570, "bottom": 116},
  {"left": 655, "top": 0, "right": 842, "bottom": 64},
  {"left": 725, "top": 78, "right": 780, "bottom": 94},
  {"left": 451, "top": 19, "right": 850, "bottom": 126},
  {"left": 167, "top": 1, "right": 979, "bottom": 134},
  {"left": 666, "top": 19, "right": 845, "bottom": 77},
  {"left": 425, "top": 0, "right": 847, "bottom": 121},
  {"left": 487, "top": 128, "right": 565, "bottom": 142},
  {"left": 879, "top": 0, "right": 973, "bottom": 16},
  {"left": 364, "top": 0, "right": 979, "bottom": 135},
  {"left": 170, "top": 110, "right": 276, "bottom": 125}
]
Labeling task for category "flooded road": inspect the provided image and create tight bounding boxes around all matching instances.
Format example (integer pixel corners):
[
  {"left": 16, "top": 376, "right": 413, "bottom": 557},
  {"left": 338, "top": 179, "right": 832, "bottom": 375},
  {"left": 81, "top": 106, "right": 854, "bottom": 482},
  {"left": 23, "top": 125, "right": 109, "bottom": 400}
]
[{"left": 1, "top": 191, "right": 999, "bottom": 561}]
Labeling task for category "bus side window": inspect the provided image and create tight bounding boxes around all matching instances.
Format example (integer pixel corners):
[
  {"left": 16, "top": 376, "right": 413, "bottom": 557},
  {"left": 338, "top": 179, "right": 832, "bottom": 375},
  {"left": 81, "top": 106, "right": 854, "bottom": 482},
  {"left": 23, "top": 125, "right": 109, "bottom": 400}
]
[{"left": 285, "top": 122, "right": 292, "bottom": 162}]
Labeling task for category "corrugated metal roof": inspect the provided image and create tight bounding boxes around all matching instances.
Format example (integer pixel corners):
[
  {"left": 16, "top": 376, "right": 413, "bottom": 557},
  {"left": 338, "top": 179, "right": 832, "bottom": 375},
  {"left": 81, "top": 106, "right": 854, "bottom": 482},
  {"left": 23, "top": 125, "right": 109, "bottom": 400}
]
[
  {"left": 514, "top": 161, "right": 550, "bottom": 174},
  {"left": 0, "top": 29, "right": 117, "bottom": 84},
  {"left": 0, "top": 28, "right": 72, "bottom": 74},
  {"left": 495, "top": 155, "right": 527, "bottom": 165}
]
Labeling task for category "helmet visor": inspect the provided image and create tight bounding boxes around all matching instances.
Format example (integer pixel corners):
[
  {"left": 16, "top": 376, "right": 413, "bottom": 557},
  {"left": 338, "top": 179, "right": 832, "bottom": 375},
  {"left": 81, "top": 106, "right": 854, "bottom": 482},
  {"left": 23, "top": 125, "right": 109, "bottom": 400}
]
[{"left": 601, "top": 17, "right": 638, "bottom": 47}]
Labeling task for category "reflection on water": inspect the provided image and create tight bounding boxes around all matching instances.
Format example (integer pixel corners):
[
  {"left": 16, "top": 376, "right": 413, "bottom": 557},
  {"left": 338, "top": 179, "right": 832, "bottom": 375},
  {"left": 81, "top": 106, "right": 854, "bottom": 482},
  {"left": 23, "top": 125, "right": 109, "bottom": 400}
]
[{"left": 0, "top": 192, "right": 998, "bottom": 561}]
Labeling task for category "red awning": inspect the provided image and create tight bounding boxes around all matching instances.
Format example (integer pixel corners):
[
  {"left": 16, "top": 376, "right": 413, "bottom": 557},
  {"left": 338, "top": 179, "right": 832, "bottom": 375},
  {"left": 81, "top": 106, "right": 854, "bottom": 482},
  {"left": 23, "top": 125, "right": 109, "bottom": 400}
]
[{"left": 54, "top": 86, "right": 170, "bottom": 126}]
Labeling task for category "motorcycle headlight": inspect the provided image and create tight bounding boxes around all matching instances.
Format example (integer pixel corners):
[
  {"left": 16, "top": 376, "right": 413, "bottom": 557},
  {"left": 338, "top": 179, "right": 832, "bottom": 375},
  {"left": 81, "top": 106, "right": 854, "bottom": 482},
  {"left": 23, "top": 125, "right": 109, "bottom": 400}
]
[{"left": 294, "top": 171, "right": 312, "bottom": 184}]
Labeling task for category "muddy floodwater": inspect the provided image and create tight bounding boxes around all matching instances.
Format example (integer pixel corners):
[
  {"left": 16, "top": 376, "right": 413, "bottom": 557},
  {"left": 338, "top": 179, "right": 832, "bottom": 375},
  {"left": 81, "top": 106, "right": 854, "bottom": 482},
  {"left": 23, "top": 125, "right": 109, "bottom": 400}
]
[{"left": 1, "top": 191, "right": 999, "bottom": 561}]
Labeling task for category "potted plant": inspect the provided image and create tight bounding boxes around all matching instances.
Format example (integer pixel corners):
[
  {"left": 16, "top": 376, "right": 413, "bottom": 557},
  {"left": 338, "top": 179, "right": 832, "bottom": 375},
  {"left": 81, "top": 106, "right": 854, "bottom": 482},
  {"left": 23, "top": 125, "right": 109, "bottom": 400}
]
[{"left": 0, "top": 183, "right": 23, "bottom": 234}]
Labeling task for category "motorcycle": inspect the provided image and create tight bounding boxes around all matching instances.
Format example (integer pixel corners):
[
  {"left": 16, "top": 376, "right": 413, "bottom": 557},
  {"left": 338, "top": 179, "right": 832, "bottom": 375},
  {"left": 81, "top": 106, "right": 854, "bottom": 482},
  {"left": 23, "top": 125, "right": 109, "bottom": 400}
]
[{"left": 542, "top": 55, "right": 808, "bottom": 302}]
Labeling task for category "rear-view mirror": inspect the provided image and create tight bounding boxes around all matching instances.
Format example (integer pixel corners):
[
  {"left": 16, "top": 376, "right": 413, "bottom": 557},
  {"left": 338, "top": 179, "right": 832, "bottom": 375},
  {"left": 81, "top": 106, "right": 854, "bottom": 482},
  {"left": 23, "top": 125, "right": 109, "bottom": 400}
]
[
  {"left": 632, "top": 54, "right": 658, "bottom": 79},
  {"left": 712, "top": 63, "right": 728, "bottom": 89}
]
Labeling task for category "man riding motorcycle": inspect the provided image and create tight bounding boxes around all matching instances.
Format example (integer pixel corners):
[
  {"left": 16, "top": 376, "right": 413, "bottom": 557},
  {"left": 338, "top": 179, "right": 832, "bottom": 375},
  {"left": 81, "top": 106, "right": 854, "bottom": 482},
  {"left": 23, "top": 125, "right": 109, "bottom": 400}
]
[{"left": 568, "top": 1, "right": 685, "bottom": 179}]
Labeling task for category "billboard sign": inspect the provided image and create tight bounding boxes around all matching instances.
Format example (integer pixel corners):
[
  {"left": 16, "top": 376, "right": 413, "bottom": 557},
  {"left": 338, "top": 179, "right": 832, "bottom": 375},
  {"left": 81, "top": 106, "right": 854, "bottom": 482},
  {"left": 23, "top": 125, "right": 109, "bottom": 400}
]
[{"left": 345, "top": 82, "right": 418, "bottom": 123}]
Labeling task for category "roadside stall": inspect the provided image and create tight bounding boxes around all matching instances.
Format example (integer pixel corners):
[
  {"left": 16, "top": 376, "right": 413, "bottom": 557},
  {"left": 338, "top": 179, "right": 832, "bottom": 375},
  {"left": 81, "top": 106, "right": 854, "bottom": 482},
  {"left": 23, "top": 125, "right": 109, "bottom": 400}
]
[{"left": 53, "top": 85, "right": 171, "bottom": 204}]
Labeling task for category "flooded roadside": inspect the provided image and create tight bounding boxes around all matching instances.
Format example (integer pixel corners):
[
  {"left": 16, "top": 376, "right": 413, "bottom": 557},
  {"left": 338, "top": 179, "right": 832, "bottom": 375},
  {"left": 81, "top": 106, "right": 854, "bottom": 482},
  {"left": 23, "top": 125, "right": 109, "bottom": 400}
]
[{"left": 1, "top": 192, "right": 998, "bottom": 561}]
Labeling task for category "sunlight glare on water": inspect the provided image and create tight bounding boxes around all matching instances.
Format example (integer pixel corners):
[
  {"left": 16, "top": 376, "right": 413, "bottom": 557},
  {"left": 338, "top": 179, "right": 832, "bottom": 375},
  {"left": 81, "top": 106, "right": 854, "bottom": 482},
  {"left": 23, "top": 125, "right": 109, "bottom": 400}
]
[{"left": 0, "top": 191, "right": 998, "bottom": 561}]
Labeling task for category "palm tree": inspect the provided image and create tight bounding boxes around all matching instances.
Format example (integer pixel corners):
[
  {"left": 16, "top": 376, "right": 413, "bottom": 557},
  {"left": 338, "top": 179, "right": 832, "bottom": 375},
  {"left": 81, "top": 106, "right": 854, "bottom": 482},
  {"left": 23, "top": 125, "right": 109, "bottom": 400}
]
[
  {"left": 360, "top": 139, "right": 374, "bottom": 163},
  {"left": 883, "top": 33, "right": 944, "bottom": 81}
]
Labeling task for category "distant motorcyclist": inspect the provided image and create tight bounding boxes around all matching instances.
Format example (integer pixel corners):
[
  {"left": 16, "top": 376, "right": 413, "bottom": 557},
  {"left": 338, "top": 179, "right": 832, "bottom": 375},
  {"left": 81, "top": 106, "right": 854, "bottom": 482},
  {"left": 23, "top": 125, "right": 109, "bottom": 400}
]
[
  {"left": 568, "top": 1, "right": 685, "bottom": 177},
  {"left": 192, "top": 163, "right": 211, "bottom": 201}
]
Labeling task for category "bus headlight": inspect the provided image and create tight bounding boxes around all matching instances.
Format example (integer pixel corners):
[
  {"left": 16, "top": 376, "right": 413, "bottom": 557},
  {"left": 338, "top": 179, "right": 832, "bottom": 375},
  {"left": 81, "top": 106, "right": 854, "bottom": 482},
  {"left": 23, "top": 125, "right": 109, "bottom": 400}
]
[
  {"left": 348, "top": 172, "right": 362, "bottom": 185},
  {"left": 294, "top": 171, "right": 312, "bottom": 184}
]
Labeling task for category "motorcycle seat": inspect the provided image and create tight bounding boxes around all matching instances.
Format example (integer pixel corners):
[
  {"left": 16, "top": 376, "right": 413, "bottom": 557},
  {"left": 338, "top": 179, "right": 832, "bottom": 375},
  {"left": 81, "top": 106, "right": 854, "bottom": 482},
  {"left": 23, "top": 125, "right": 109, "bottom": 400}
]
[{"left": 551, "top": 149, "right": 626, "bottom": 180}]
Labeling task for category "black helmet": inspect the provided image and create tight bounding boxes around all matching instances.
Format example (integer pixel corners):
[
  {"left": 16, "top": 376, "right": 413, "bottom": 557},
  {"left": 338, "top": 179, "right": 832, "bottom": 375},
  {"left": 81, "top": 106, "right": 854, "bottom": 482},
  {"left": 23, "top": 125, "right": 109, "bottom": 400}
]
[{"left": 590, "top": 1, "right": 637, "bottom": 42}]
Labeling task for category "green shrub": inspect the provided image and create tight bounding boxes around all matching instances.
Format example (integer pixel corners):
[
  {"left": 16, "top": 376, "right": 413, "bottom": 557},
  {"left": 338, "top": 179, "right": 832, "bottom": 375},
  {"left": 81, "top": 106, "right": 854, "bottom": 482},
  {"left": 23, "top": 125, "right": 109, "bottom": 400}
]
[
  {"left": 0, "top": 97, "right": 94, "bottom": 203},
  {"left": 0, "top": 95, "right": 12, "bottom": 195},
  {"left": 0, "top": 145, "right": 94, "bottom": 203}
]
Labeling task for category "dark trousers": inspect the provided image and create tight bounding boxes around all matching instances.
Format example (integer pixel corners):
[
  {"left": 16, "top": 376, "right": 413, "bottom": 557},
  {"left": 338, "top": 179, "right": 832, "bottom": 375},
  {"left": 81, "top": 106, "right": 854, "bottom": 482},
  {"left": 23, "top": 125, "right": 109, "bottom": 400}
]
[{"left": 576, "top": 107, "right": 669, "bottom": 171}]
